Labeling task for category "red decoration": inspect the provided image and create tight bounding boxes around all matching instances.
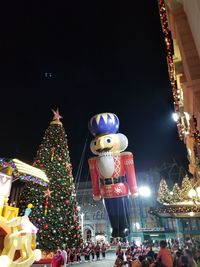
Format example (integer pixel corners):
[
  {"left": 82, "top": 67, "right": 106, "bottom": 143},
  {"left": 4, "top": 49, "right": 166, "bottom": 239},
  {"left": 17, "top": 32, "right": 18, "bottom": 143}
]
[
  {"left": 43, "top": 224, "right": 48, "bottom": 230},
  {"left": 65, "top": 200, "right": 69, "bottom": 205},
  {"left": 44, "top": 189, "right": 53, "bottom": 197}
]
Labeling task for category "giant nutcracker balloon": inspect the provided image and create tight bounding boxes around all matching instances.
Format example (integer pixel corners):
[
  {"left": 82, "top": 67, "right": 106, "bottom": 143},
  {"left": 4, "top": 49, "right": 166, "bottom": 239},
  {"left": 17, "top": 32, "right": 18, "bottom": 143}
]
[{"left": 88, "top": 112, "right": 138, "bottom": 237}]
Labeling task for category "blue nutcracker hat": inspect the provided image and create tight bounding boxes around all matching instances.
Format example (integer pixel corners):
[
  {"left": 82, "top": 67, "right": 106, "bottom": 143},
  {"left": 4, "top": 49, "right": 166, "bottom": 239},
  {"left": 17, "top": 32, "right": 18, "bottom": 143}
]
[{"left": 88, "top": 112, "right": 119, "bottom": 136}]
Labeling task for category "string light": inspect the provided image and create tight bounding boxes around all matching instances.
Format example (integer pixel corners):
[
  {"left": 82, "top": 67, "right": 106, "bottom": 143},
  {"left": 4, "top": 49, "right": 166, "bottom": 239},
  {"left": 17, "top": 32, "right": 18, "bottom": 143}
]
[
  {"left": 158, "top": 0, "right": 184, "bottom": 140},
  {"left": 18, "top": 110, "right": 83, "bottom": 251}
]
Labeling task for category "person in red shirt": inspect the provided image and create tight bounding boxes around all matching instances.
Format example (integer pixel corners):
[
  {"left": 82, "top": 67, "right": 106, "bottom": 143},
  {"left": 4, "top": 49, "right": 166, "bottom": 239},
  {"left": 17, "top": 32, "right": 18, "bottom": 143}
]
[
  {"left": 51, "top": 249, "right": 64, "bottom": 267},
  {"left": 116, "top": 246, "right": 124, "bottom": 259},
  {"left": 156, "top": 240, "right": 173, "bottom": 267}
]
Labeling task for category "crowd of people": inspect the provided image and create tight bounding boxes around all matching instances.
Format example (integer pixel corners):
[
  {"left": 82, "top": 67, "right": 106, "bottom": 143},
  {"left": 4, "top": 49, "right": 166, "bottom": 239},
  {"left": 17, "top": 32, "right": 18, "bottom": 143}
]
[
  {"left": 50, "top": 238, "right": 200, "bottom": 267},
  {"left": 51, "top": 241, "right": 107, "bottom": 266},
  {"left": 114, "top": 239, "right": 200, "bottom": 267}
]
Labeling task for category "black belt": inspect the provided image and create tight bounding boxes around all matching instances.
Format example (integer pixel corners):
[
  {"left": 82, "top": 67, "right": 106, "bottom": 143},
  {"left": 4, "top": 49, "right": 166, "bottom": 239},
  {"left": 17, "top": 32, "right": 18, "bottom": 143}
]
[{"left": 100, "top": 176, "right": 127, "bottom": 185}]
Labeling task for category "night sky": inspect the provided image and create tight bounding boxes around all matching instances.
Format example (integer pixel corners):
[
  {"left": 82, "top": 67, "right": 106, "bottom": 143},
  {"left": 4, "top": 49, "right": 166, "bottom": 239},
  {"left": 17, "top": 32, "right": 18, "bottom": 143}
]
[{"left": 0, "top": 1, "right": 188, "bottom": 178}]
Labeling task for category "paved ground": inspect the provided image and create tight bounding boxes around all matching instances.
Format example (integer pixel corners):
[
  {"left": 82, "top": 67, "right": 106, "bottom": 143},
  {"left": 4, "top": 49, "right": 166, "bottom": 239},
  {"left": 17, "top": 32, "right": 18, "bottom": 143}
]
[{"left": 32, "top": 252, "right": 116, "bottom": 267}]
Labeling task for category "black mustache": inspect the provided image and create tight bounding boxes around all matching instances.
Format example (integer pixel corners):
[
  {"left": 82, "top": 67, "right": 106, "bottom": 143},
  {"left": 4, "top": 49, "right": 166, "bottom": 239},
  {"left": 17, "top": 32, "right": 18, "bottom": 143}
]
[{"left": 96, "top": 147, "right": 112, "bottom": 153}]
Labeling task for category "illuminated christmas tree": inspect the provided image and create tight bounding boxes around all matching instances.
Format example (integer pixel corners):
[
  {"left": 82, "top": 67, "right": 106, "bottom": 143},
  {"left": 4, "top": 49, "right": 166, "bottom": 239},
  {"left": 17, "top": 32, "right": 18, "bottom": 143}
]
[
  {"left": 180, "top": 175, "right": 193, "bottom": 201},
  {"left": 19, "top": 109, "right": 82, "bottom": 251},
  {"left": 157, "top": 178, "right": 171, "bottom": 204},
  {"left": 171, "top": 183, "right": 183, "bottom": 203}
]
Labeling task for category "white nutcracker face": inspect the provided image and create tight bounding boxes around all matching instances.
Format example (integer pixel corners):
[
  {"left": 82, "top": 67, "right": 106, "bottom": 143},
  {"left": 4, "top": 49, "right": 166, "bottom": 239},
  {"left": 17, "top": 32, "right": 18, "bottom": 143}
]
[{"left": 90, "top": 134, "right": 120, "bottom": 155}]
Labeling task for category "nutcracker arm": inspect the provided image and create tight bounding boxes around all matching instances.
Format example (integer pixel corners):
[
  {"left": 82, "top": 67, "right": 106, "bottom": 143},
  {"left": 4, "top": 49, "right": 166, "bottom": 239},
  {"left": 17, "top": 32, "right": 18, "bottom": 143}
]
[
  {"left": 88, "top": 157, "right": 101, "bottom": 200},
  {"left": 122, "top": 152, "right": 138, "bottom": 195}
]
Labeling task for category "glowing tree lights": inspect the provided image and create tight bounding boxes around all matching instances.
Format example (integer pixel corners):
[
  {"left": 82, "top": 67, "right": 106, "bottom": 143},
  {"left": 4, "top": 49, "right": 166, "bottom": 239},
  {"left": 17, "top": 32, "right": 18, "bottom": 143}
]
[{"left": 19, "top": 109, "right": 82, "bottom": 251}]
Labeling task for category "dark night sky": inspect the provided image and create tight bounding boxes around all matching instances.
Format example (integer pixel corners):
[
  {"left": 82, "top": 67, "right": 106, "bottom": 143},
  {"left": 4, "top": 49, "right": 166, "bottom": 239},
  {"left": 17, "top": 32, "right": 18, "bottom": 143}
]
[{"left": 0, "top": 0, "right": 188, "bottom": 178}]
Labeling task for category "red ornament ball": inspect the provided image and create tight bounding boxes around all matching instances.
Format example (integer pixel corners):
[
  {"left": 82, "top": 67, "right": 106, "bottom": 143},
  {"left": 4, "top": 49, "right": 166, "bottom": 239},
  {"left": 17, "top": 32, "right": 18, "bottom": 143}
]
[
  {"left": 65, "top": 200, "right": 69, "bottom": 205},
  {"left": 43, "top": 224, "right": 48, "bottom": 230}
]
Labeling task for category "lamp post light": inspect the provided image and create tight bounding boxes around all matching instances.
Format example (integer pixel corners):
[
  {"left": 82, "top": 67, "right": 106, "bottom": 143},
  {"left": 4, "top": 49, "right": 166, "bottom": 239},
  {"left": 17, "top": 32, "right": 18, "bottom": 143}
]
[
  {"left": 133, "top": 186, "right": 151, "bottom": 231},
  {"left": 188, "top": 187, "right": 200, "bottom": 204},
  {"left": 172, "top": 112, "right": 179, "bottom": 122},
  {"left": 138, "top": 186, "right": 151, "bottom": 198},
  {"left": 80, "top": 212, "right": 84, "bottom": 237}
]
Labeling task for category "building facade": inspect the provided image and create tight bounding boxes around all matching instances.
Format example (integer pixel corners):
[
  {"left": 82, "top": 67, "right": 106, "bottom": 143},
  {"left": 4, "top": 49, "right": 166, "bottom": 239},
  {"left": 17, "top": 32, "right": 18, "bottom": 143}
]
[
  {"left": 150, "top": 0, "right": 200, "bottom": 240},
  {"left": 158, "top": 0, "right": 200, "bottom": 180},
  {"left": 75, "top": 181, "right": 111, "bottom": 243}
]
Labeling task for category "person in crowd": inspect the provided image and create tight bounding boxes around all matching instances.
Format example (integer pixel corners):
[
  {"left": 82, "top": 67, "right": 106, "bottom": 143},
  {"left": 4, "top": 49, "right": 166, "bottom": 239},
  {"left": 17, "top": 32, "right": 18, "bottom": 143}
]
[
  {"left": 114, "top": 255, "right": 124, "bottom": 267},
  {"left": 51, "top": 249, "right": 64, "bottom": 267},
  {"left": 180, "top": 255, "right": 189, "bottom": 267},
  {"left": 102, "top": 243, "right": 107, "bottom": 259},
  {"left": 173, "top": 250, "right": 182, "bottom": 267},
  {"left": 66, "top": 248, "right": 71, "bottom": 265},
  {"left": 70, "top": 247, "right": 76, "bottom": 264},
  {"left": 75, "top": 246, "right": 81, "bottom": 263},
  {"left": 61, "top": 247, "right": 68, "bottom": 267},
  {"left": 90, "top": 243, "right": 95, "bottom": 261},
  {"left": 195, "top": 249, "right": 200, "bottom": 267},
  {"left": 95, "top": 242, "right": 101, "bottom": 260},
  {"left": 141, "top": 259, "right": 150, "bottom": 267},
  {"left": 146, "top": 245, "right": 155, "bottom": 260},
  {"left": 156, "top": 240, "right": 173, "bottom": 267},
  {"left": 84, "top": 245, "right": 90, "bottom": 262},
  {"left": 125, "top": 246, "right": 132, "bottom": 264},
  {"left": 131, "top": 258, "right": 142, "bottom": 267},
  {"left": 116, "top": 246, "right": 124, "bottom": 259},
  {"left": 184, "top": 249, "right": 197, "bottom": 267},
  {"left": 138, "top": 256, "right": 145, "bottom": 262},
  {"left": 149, "top": 253, "right": 158, "bottom": 267},
  {"left": 146, "top": 257, "right": 153, "bottom": 266}
]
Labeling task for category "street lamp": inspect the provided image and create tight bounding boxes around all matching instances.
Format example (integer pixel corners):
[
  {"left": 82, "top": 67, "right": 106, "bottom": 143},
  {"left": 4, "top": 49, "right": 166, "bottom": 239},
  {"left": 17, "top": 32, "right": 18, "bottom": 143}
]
[
  {"left": 188, "top": 187, "right": 200, "bottom": 204},
  {"left": 131, "top": 186, "right": 151, "bottom": 232},
  {"left": 172, "top": 112, "right": 179, "bottom": 122},
  {"left": 80, "top": 213, "right": 84, "bottom": 237},
  {"left": 138, "top": 186, "right": 151, "bottom": 198}
]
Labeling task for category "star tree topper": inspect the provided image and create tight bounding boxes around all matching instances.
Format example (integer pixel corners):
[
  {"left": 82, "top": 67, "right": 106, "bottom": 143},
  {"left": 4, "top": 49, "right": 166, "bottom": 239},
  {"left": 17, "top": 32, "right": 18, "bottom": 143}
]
[
  {"left": 51, "top": 108, "right": 63, "bottom": 125},
  {"left": 44, "top": 188, "right": 53, "bottom": 197},
  {"left": 52, "top": 108, "right": 62, "bottom": 121}
]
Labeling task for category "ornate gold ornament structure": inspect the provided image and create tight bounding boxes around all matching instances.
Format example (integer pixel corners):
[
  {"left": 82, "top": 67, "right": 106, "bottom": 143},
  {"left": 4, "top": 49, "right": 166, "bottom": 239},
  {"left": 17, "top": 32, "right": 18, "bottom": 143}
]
[{"left": 0, "top": 159, "right": 49, "bottom": 267}]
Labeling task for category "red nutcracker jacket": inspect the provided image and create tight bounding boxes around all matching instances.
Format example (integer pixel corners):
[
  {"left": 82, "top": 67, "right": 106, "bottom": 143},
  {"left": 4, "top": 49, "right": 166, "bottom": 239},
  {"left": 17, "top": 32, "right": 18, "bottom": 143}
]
[{"left": 88, "top": 152, "right": 138, "bottom": 200}]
